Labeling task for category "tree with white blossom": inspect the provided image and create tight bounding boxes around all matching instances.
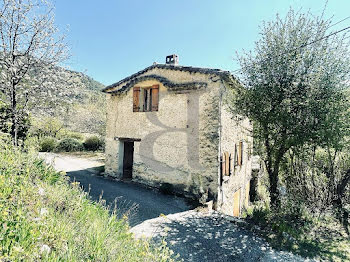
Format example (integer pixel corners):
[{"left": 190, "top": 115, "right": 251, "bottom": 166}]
[{"left": 0, "top": 0, "right": 70, "bottom": 145}]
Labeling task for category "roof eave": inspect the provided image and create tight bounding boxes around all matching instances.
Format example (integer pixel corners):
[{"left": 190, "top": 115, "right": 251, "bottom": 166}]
[{"left": 102, "top": 64, "right": 235, "bottom": 94}]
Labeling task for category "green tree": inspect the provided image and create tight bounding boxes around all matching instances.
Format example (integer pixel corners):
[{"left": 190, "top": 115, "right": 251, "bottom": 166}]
[
  {"left": 0, "top": 102, "right": 30, "bottom": 141},
  {"left": 232, "top": 9, "right": 350, "bottom": 209},
  {"left": 30, "top": 116, "right": 64, "bottom": 138}
]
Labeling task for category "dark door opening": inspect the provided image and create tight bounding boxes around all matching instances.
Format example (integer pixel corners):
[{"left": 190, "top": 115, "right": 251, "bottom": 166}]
[{"left": 122, "top": 141, "right": 134, "bottom": 180}]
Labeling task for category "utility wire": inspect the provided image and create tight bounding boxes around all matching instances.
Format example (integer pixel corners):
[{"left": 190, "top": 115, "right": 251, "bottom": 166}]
[
  {"left": 232, "top": 23, "right": 350, "bottom": 74},
  {"left": 299, "top": 25, "right": 350, "bottom": 48},
  {"left": 329, "top": 16, "right": 350, "bottom": 28}
]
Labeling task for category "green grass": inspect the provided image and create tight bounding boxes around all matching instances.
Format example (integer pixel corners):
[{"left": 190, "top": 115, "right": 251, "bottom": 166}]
[
  {"left": 244, "top": 203, "right": 350, "bottom": 262},
  {"left": 0, "top": 143, "right": 176, "bottom": 261}
]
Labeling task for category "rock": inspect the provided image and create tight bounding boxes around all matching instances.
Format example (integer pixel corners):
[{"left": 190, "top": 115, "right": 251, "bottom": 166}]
[
  {"left": 40, "top": 208, "right": 48, "bottom": 216},
  {"left": 38, "top": 187, "right": 45, "bottom": 196},
  {"left": 40, "top": 244, "right": 51, "bottom": 254}
]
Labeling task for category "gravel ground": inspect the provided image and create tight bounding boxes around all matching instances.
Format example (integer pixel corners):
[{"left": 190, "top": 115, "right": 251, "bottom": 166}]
[
  {"left": 39, "top": 152, "right": 105, "bottom": 172},
  {"left": 39, "top": 152, "right": 189, "bottom": 226},
  {"left": 40, "top": 153, "right": 317, "bottom": 262},
  {"left": 131, "top": 210, "right": 317, "bottom": 262}
]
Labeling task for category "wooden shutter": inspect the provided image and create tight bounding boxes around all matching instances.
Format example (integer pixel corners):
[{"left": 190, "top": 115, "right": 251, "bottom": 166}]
[
  {"left": 151, "top": 85, "right": 159, "bottom": 111},
  {"left": 238, "top": 141, "right": 243, "bottom": 166},
  {"left": 133, "top": 87, "right": 140, "bottom": 112},
  {"left": 224, "top": 152, "right": 230, "bottom": 176}
]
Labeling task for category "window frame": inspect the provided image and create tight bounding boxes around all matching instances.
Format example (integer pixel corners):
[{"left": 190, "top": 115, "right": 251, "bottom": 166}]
[
  {"left": 133, "top": 85, "right": 159, "bottom": 112},
  {"left": 142, "top": 87, "right": 152, "bottom": 112}
]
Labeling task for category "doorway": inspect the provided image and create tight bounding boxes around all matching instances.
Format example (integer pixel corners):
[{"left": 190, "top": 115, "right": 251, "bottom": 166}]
[{"left": 122, "top": 141, "right": 134, "bottom": 180}]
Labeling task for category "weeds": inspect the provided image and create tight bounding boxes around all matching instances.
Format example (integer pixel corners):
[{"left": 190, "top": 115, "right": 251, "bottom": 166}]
[
  {"left": 245, "top": 202, "right": 350, "bottom": 261},
  {"left": 0, "top": 143, "right": 176, "bottom": 261}
]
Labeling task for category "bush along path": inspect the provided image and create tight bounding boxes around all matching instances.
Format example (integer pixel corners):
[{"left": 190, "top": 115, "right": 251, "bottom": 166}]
[
  {"left": 38, "top": 134, "right": 105, "bottom": 153},
  {"left": 0, "top": 144, "right": 176, "bottom": 261}
]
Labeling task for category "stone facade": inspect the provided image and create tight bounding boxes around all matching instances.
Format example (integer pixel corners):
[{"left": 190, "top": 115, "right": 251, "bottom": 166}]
[
  {"left": 217, "top": 102, "right": 253, "bottom": 216},
  {"left": 103, "top": 63, "right": 252, "bottom": 217}
]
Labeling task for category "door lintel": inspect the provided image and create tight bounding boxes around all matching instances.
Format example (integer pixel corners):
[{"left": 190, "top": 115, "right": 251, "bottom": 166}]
[{"left": 115, "top": 137, "right": 141, "bottom": 142}]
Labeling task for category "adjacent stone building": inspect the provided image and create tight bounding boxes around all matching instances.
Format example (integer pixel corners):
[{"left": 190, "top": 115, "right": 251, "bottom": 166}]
[{"left": 102, "top": 55, "right": 253, "bottom": 217}]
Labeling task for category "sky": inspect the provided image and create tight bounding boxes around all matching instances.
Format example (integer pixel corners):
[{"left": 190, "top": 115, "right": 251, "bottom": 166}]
[{"left": 52, "top": 0, "right": 350, "bottom": 86}]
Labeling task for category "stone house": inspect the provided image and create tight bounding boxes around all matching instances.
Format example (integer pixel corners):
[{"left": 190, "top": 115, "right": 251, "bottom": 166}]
[{"left": 102, "top": 55, "right": 253, "bottom": 217}]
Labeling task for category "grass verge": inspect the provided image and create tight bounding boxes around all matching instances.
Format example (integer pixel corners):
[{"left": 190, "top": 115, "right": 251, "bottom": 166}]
[
  {"left": 0, "top": 144, "right": 176, "bottom": 261},
  {"left": 243, "top": 203, "right": 350, "bottom": 262}
]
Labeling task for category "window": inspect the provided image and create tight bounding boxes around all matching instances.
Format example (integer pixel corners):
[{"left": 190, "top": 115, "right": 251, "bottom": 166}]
[
  {"left": 143, "top": 88, "right": 152, "bottom": 112},
  {"left": 133, "top": 85, "right": 159, "bottom": 112}
]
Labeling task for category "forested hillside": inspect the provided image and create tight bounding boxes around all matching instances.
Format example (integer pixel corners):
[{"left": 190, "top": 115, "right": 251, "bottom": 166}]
[
  {"left": 27, "top": 66, "right": 106, "bottom": 136},
  {"left": 1, "top": 62, "right": 107, "bottom": 151}
]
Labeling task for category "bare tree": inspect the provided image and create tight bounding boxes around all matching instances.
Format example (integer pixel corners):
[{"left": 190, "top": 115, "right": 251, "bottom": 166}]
[{"left": 0, "top": 0, "right": 69, "bottom": 145}]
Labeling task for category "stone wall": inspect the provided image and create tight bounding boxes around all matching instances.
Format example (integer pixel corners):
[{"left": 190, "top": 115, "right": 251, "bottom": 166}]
[
  {"left": 105, "top": 67, "right": 221, "bottom": 200},
  {"left": 217, "top": 94, "right": 253, "bottom": 216}
]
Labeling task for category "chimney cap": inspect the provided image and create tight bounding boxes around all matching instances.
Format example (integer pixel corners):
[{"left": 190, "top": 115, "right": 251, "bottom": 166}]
[{"left": 166, "top": 54, "right": 179, "bottom": 65}]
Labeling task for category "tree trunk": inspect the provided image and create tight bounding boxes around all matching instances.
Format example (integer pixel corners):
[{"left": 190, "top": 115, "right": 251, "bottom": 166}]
[
  {"left": 10, "top": 82, "right": 18, "bottom": 146},
  {"left": 335, "top": 169, "right": 350, "bottom": 235},
  {"left": 264, "top": 156, "right": 281, "bottom": 210},
  {"left": 269, "top": 168, "right": 280, "bottom": 210}
]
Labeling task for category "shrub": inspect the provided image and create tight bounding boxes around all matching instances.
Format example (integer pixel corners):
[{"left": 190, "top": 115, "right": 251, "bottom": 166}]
[
  {"left": 0, "top": 132, "right": 11, "bottom": 145},
  {"left": 39, "top": 136, "right": 57, "bottom": 152},
  {"left": 57, "top": 129, "right": 84, "bottom": 141},
  {"left": 24, "top": 136, "right": 40, "bottom": 152},
  {"left": 83, "top": 136, "right": 104, "bottom": 151},
  {"left": 55, "top": 138, "right": 83, "bottom": 152},
  {"left": 247, "top": 204, "right": 270, "bottom": 225},
  {"left": 66, "top": 131, "right": 84, "bottom": 141}
]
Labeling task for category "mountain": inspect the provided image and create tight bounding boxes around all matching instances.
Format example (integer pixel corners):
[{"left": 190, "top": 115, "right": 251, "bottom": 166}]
[
  {"left": 31, "top": 67, "right": 107, "bottom": 136},
  {"left": 65, "top": 69, "right": 106, "bottom": 92}
]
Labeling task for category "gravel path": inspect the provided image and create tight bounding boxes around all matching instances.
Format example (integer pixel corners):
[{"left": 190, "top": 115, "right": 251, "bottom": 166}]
[
  {"left": 40, "top": 153, "right": 317, "bottom": 262},
  {"left": 39, "top": 152, "right": 189, "bottom": 226},
  {"left": 132, "top": 210, "right": 317, "bottom": 262}
]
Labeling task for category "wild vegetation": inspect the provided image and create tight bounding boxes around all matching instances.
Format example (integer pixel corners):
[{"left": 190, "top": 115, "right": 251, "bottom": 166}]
[
  {"left": 0, "top": 1, "right": 170, "bottom": 261},
  {"left": 0, "top": 136, "right": 176, "bottom": 261},
  {"left": 0, "top": 0, "right": 69, "bottom": 145},
  {"left": 0, "top": 0, "right": 106, "bottom": 147},
  {"left": 231, "top": 8, "right": 350, "bottom": 261},
  {"left": 29, "top": 117, "right": 105, "bottom": 153}
]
